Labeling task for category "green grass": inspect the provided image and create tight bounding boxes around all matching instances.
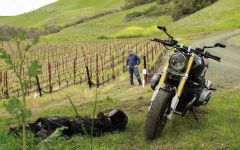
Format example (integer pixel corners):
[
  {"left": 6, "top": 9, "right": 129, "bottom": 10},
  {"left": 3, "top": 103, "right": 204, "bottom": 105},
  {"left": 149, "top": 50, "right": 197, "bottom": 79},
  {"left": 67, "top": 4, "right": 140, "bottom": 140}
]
[
  {"left": 0, "top": 0, "right": 124, "bottom": 28},
  {"left": 0, "top": 73, "right": 240, "bottom": 149}
]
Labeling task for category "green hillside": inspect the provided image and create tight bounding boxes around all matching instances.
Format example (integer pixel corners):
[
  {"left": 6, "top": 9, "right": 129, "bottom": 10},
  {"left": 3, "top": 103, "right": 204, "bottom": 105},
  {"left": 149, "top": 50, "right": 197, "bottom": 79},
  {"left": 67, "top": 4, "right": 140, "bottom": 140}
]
[
  {"left": 41, "top": 2, "right": 173, "bottom": 41},
  {"left": 103, "top": 0, "right": 240, "bottom": 39},
  {"left": 170, "top": 0, "right": 240, "bottom": 34},
  {"left": 0, "top": 0, "right": 124, "bottom": 28},
  {"left": 39, "top": 0, "right": 240, "bottom": 41},
  {"left": 1, "top": 0, "right": 239, "bottom": 42}
]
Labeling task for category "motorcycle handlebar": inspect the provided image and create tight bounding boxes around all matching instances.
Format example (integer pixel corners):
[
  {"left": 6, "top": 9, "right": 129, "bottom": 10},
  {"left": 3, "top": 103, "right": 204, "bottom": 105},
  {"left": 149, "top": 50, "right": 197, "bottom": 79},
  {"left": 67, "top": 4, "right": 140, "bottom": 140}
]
[
  {"left": 215, "top": 43, "right": 226, "bottom": 48},
  {"left": 150, "top": 38, "right": 221, "bottom": 62},
  {"left": 205, "top": 51, "right": 221, "bottom": 62},
  {"left": 151, "top": 38, "right": 178, "bottom": 47}
]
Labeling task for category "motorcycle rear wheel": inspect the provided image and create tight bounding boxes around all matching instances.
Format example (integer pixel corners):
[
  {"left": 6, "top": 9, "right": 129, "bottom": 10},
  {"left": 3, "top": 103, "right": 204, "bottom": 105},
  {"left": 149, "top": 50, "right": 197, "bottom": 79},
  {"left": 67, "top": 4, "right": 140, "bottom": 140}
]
[{"left": 144, "top": 89, "right": 172, "bottom": 140}]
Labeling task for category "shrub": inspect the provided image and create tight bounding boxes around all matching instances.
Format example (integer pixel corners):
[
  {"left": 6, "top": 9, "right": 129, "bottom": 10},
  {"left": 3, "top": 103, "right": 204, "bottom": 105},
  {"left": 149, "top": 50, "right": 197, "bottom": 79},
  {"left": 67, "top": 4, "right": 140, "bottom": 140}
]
[
  {"left": 193, "top": 0, "right": 218, "bottom": 10},
  {"left": 122, "top": 0, "right": 154, "bottom": 10},
  {"left": 97, "top": 35, "right": 111, "bottom": 39},
  {"left": 43, "top": 24, "right": 61, "bottom": 34},
  {"left": 0, "top": 24, "right": 61, "bottom": 41},
  {"left": 125, "top": 11, "right": 143, "bottom": 21},
  {"left": 0, "top": 25, "right": 26, "bottom": 41},
  {"left": 124, "top": 0, "right": 218, "bottom": 22},
  {"left": 157, "top": 0, "right": 171, "bottom": 5},
  {"left": 124, "top": 6, "right": 165, "bottom": 22}
]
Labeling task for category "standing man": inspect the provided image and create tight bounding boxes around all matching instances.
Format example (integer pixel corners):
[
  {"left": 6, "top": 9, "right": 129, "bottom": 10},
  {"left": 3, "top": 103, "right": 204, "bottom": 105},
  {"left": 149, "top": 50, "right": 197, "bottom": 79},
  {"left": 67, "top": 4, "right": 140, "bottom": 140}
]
[{"left": 126, "top": 49, "right": 142, "bottom": 86}]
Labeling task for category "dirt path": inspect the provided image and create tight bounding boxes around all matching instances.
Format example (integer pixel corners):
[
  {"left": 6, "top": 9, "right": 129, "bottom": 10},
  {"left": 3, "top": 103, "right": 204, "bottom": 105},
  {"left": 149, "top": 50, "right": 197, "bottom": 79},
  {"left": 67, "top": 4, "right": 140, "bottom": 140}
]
[{"left": 191, "top": 30, "right": 240, "bottom": 89}]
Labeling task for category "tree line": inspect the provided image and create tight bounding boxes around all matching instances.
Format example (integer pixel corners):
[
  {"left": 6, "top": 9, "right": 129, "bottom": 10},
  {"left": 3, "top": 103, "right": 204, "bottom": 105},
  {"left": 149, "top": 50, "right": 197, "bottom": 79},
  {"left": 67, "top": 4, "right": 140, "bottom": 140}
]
[
  {"left": 124, "top": 0, "right": 218, "bottom": 21},
  {"left": 0, "top": 24, "right": 61, "bottom": 41}
]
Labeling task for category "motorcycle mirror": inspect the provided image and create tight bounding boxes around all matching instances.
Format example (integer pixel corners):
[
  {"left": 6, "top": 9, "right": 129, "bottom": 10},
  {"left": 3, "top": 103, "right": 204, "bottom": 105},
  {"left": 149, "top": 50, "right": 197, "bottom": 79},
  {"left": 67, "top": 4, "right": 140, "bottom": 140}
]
[
  {"left": 157, "top": 26, "right": 167, "bottom": 32},
  {"left": 157, "top": 26, "right": 173, "bottom": 39},
  {"left": 215, "top": 43, "right": 226, "bottom": 48}
]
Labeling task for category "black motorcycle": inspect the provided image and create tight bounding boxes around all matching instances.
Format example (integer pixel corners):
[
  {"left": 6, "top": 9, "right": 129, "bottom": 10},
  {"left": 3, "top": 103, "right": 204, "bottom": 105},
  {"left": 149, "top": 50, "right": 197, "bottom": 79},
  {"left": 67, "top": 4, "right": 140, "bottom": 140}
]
[{"left": 144, "top": 26, "right": 226, "bottom": 140}]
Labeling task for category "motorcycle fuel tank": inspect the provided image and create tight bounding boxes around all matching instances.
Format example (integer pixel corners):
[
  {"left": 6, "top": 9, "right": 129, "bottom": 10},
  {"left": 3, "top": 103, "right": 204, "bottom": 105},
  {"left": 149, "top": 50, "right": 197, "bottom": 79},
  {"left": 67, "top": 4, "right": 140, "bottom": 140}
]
[{"left": 189, "top": 55, "right": 206, "bottom": 79}]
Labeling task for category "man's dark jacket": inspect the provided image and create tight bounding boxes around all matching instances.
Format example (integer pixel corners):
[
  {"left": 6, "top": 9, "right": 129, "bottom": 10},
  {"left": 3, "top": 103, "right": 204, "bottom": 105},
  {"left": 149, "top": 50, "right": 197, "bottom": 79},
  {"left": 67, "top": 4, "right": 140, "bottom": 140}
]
[{"left": 126, "top": 54, "right": 141, "bottom": 68}]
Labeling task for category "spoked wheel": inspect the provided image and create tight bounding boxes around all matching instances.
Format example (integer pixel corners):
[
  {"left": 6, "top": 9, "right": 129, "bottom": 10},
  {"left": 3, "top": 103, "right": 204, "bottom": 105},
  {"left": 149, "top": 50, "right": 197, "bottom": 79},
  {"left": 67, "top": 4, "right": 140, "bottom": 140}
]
[
  {"left": 144, "top": 89, "right": 172, "bottom": 140},
  {"left": 156, "top": 102, "right": 170, "bottom": 136}
]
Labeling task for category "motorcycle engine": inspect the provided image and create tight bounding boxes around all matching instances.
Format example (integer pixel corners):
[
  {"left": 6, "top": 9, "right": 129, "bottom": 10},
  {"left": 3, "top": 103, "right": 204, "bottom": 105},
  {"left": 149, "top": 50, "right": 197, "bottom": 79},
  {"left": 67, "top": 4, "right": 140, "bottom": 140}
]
[
  {"left": 187, "top": 80, "right": 212, "bottom": 105},
  {"left": 198, "top": 80, "right": 212, "bottom": 105},
  {"left": 198, "top": 88, "right": 211, "bottom": 105}
]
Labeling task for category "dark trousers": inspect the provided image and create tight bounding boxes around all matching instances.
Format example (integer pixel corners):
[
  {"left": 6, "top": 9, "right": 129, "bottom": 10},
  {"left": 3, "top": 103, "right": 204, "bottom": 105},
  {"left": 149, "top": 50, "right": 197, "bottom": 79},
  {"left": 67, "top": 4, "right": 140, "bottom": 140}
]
[{"left": 128, "top": 67, "right": 142, "bottom": 85}]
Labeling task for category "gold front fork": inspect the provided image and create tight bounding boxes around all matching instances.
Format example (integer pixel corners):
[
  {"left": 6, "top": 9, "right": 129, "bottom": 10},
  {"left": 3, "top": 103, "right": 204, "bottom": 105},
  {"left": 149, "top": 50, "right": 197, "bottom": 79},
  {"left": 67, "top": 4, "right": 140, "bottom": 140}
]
[
  {"left": 157, "top": 53, "right": 195, "bottom": 98},
  {"left": 157, "top": 63, "right": 169, "bottom": 89},
  {"left": 177, "top": 53, "right": 195, "bottom": 97}
]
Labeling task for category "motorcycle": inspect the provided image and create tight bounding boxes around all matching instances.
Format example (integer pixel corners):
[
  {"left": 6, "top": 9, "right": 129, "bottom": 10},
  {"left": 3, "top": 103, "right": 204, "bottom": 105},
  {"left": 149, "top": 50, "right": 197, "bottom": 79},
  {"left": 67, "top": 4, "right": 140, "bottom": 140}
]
[{"left": 144, "top": 26, "right": 226, "bottom": 140}]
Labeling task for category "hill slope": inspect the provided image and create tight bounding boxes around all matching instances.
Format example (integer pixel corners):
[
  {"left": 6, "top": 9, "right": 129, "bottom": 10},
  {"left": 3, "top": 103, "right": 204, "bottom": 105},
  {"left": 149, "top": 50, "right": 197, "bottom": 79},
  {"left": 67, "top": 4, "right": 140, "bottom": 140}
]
[
  {"left": 0, "top": 0, "right": 239, "bottom": 41},
  {"left": 0, "top": 0, "right": 124, "bottom": 28},
  {"left": 170, "top": 0, "right": 240, "bottom": 34},
  {"left": 103, "top": 0, "right": 240, "bottom": 39},
  {"left": 40, "top": 0, "right": 240, "bottom": 41},
  {"left": 41, "top": 2, "right": 173, "bottom": 41}
]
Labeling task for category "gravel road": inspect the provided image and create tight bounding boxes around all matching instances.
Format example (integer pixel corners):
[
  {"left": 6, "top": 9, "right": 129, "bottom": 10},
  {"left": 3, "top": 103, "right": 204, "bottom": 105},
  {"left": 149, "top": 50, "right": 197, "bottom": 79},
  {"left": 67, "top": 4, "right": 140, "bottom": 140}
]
[{"left": 192, "top": 30, "right": 240, "bottom": 89}]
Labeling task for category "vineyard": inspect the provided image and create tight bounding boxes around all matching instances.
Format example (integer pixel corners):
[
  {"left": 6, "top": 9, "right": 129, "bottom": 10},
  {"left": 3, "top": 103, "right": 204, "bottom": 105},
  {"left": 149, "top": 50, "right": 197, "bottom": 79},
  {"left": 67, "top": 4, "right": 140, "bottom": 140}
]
[{"left": 0, "top": 39, "right": 165, "bottom": 99}]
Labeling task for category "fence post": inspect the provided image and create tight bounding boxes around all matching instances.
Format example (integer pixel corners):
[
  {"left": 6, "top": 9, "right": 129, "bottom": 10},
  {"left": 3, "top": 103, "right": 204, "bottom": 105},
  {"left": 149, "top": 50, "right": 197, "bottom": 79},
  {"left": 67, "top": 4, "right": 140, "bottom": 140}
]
[
  {"left": 75, "top": 45, "right": 78, "bottom": 59},
  {"left": 86, "top": 66, "right": 92, "bottom": 88},
  {"left": 36, "top": 76, "right": 42, "bottom": 97},
  {"left": 90, "top": 55, "right": 92, "bottom": 79},
  {"left": 96, "top": 54, "right": 99, "bottom": 88},
  {"left": 136, "top": 43, "right": 138, "bottom": 55},
  {"left": 48, "top": 63, "right": 52, "bottom": 93},
  {"left": 112, "top": 56, "right": 115, "bottom": 80},
  {"left": 0, "top": 71, "right": 2, "bottom": 89},
  {"left": 0, "top": 72, "right": 2, "bottom": 96},
  {"left": 73, "top": 58, "right": 76, "bottom": 84},
  {"left": 4, "top": 71, "right": 9, "bottom": 98},
  {"left": 143, "top": 56, "right": 147, "bottom": 87},
  {"left": 151, "top": 47, "right": 154, "bottom": 61},
  {"left": 100, "top": 54, "right": 103, "bottom": 73},
  {"left": 122, "top": 49, "right": 125, "bottom": 72}
]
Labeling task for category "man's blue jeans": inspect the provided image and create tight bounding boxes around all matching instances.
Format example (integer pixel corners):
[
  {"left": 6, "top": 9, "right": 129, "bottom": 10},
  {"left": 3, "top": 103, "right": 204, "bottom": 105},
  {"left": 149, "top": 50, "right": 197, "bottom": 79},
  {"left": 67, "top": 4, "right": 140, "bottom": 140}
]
[{"left": 128, "top": 66, "right": 142, "bottom": 85}]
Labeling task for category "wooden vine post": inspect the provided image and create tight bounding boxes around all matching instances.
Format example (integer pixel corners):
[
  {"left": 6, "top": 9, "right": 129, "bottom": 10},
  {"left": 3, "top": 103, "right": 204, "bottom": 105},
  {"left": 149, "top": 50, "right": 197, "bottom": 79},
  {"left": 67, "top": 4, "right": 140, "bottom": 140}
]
[
  {"left": 112, "top": 56, "right": 115, "bottom": 80},
  {"left": 86, "top": 66, "right": 92, "bottom": 88},
  {"left": 48, "top": 62, "right": 52, "bottom": 93},
  {"left": 4, "top": 71, "right": 9, "bottom": 98},
  {"left": 96, "top": 54, "right": 99, "bottom": 88},
  {"left": 35, "top": 76, "right": 42, "bottom": 97},
  {"left": 73, "top": 58, "right": 76, "bottom": 85},
  {"left": 143, "top": 56, "right": 147, "bottom": 87}
]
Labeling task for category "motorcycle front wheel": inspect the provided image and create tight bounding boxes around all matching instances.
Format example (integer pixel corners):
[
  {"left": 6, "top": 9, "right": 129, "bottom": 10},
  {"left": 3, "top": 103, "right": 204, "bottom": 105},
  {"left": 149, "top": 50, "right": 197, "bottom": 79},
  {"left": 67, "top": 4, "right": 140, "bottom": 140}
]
[{"left": 144, "top": 89, "right": 172, "bottom": 140}]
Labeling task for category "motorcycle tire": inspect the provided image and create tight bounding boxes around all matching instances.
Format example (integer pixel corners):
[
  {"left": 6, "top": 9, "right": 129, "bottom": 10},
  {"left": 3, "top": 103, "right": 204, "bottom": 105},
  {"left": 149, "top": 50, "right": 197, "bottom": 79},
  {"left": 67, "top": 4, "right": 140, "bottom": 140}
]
[{"left": 144, "top": 89, "right": 172, "bottom": 140}]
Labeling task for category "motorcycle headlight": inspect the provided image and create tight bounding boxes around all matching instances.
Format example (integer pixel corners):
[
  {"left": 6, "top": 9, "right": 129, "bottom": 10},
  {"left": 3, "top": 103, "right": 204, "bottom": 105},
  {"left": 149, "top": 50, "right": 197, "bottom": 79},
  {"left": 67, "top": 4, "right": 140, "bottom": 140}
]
[{"left": 169, "top": 53, "right": 186, "bottom": 71}]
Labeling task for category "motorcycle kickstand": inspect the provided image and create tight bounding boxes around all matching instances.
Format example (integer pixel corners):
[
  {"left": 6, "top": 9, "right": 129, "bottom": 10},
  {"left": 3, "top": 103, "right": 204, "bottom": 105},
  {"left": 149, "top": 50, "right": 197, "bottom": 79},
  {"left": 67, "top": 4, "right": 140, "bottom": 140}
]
[{"left": 190, "top": 108, "right": 199, "bottom": 123}]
